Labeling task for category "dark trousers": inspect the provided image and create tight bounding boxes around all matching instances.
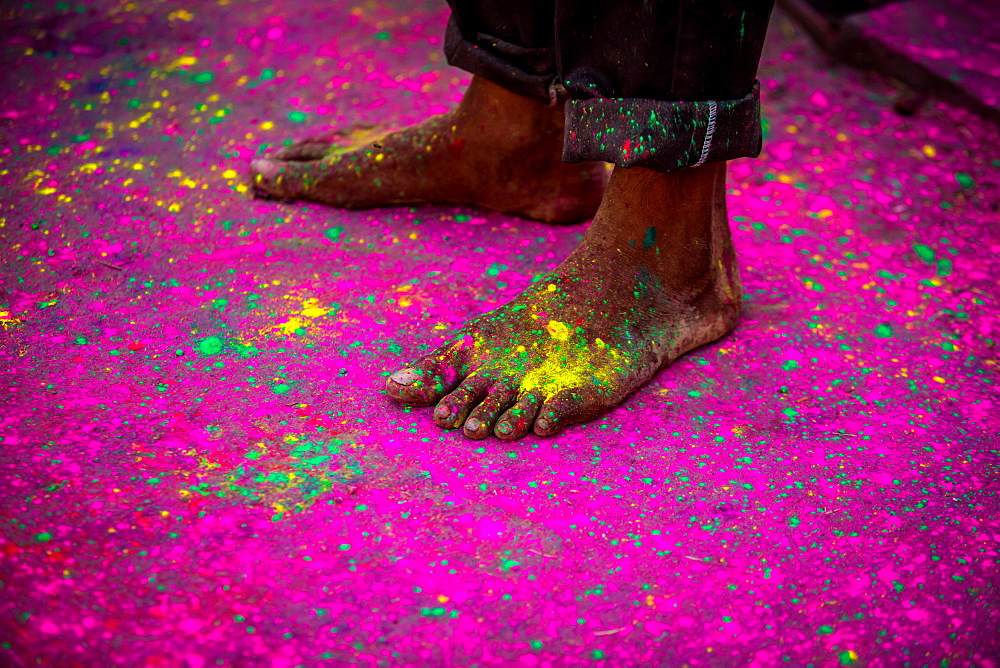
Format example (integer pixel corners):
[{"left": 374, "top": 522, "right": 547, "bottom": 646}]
[{"left": 445, "top": 0, "right": 775, "bottom": 173}]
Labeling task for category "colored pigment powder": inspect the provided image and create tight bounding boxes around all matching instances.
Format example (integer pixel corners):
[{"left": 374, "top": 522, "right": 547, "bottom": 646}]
[{"left": 0, "top": 0, "right": 997, "bottom": 665}]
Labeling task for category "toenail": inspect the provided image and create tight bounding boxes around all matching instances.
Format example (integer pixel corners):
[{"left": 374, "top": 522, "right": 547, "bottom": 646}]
[
  {"left": 434, "top": 403, "right": 455, "bottom": 421},
  {"left": 389, "top": 369, "right": 421, "bottom": 386},
  {"left": 465, "top": 418, "right": 482, "bottom": 433},
  {"left": 496, "top": 421, "right": 512, "bottom": 435},
  {"left": 536, "top": 418, "right": 551, "bottom": 432},
  {"left": 250, "top": 158, "right": 279, "bottom": 180}
]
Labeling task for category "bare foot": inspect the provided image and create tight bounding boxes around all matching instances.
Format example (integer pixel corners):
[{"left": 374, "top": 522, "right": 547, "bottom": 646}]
[
  {"left": 249, "top": 77, "right": 607, "bottom": 223},
  {"left": 385, "top": 161, "right": 742, "bottom": 439}
]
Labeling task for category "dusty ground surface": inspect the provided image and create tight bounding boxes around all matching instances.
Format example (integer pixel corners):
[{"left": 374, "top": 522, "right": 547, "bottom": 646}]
[
  {"left": 1, "top": 1, "right": 998, "bottom": 665},
  {"left": 846, "top": 0, "right": 1000, "bottom": 122}
]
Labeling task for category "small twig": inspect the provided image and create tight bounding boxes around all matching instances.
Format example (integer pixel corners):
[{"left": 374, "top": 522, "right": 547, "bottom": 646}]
[
  {"left": 594, "top": 627, "right": 628, "bottom": 636},
  {"left": 97, "top": 260, "right": 123, "bottom": 271},
  {"left": 528, "top": 549, "right": 556, "bottom": 558}
]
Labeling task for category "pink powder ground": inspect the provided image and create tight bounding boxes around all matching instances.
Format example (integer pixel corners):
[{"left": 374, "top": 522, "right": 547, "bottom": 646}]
[{"left": 0, "top": 1, "right": 997, "bottom": 665}]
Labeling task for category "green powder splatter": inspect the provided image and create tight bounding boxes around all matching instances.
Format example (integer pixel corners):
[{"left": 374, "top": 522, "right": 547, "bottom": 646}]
[
  {"left": 874, "top": 323, "right": 893, "bottom": 339},
  {"left": 198, "top": 336, "right": 224, "bottom": 355},
  {"left": 288, "top": 111, "right": 307, "bottom": 123},
  {"left": 954, "top": 172, "right": 973, "bottom": 189},
  {"left": 191, "top": 71, "right": 214, "bottom": 84},
  {"left": 324, "top": 226, "right": 344, "bottom": 242},
  {"left": 913, "top": 244, "right": 935, "bottom": 262},
  {"left": 421, "top": 607, "right": 446, "bottom": 616}
]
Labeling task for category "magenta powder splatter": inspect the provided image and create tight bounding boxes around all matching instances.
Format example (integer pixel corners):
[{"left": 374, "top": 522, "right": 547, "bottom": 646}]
[{"left": 1, "top": 0, "right": 998, "bottom": 665}]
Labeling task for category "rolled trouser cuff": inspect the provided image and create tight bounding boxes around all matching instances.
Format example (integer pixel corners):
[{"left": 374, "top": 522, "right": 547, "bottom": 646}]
[
  {"left": 444, "top": 16, "right": 556, "bottom": 104},
  {"left": 562, "top": 81, "right": 762, "bottom": 172}
]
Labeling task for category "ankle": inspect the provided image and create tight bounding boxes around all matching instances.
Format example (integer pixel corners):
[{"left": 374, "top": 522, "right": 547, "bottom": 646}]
[
  {"left": 454, "top": 76, "right": 565, "bottom": 146},
  {"left": 582, "top": 163, "right": 731, "bottom": 290}
]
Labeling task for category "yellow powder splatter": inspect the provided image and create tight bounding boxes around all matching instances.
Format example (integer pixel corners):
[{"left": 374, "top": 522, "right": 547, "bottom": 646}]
[
  {"left": 271, "top": 298, "right": 334, "bottom": 335},
  {"left": 520, "top": 336, "right": 626, "bottom": 396},
  {"left": 167, "top": 56, "right": 198, "bottom": 70},
  {"left": 545, "top": 320, "right": 571, "bottom": 341},
  {"left": 300, "top": 302, "right": 332, "bottom": 317},
  {"left": 0, "top": 311, "right": 23, "bottom": 330},
  {"left": 273, "top": 316, "right": 305, "bottom": 335}
]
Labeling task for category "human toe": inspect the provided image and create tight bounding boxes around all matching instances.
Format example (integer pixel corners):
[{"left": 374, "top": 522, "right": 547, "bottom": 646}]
[
  {"left": 433, "top": 374, "right": 491, "bottom": 430},
  {"left": 494, "top": 391, "right": 543, "bottom": 441},
  {"left": 249, "top": 159, "right": 321, "bottom": 200},
  {"left": 462, "top": 383, "right": 518, "bottom": 440},
  {"left": 272, "top": 139, "right": 338, "bottom": 161},
  {"left": 386, "top": 360, "right": 457, "bottom": 406},
  {"left": 534, "top": 390, "right": 600, "bottom": 437}
]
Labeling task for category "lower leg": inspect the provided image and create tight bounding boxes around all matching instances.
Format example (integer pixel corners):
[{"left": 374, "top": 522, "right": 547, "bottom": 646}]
[
  {"left": 249, "top": 76, "right": 606, "bottom": 223},
  {"left": 377, "top": 0, "right": 768, "bottom": 438},
  {"left": 385, "top": 160, "right": 741, "bottom": 439}
]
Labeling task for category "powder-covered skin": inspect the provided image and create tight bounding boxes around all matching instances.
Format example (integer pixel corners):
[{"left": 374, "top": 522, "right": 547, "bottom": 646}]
[
  {"left": 381, "top": 161, "right": 741, "bottom": 440},
  {"left": 1, "top": 0, "right": 999, "bottom": 666},
  {"left": 250, "top": 76, "right": 607, "bottom": 224}
]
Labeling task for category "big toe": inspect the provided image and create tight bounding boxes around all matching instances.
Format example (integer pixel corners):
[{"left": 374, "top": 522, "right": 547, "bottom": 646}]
[
  {"left": 249, "top": 158, "right": 319, "bottom": 201},
  {"left": 272, "top": 139, "right": 338, "bottom": 162},
  {"left": 386, "top": 344, "right": 466, "bottom": 406},
  {"left": 249, "top": 158, "right": 287, "bottom": 198},
  {"left": 386, "top": 366, "right": 445, "bottom": 406}
]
